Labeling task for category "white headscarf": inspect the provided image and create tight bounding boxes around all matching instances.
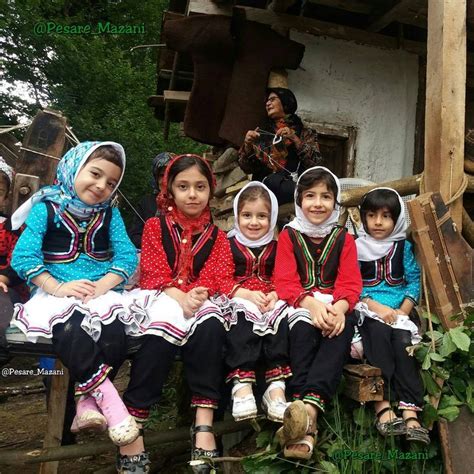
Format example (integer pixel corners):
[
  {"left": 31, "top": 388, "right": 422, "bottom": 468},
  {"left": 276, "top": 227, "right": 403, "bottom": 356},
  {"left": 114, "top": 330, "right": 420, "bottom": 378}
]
[
  {"left": 227, "top": 181, "right": 278, "bottom": 248},
  {"left": 356, "top": 187, "right": 407, "bottom": 262},
  {"left": 285, "top": 166, "right": 341, "bottom": 239}
]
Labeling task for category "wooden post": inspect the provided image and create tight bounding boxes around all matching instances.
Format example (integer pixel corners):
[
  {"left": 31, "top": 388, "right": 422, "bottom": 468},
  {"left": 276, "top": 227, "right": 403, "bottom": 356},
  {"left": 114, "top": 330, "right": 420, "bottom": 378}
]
[
  {"left": 39, "top": 361, "right": 69, "bottom": 474},
  {"left": 424, "top": 0, "right": 466, "bottom": 227}
]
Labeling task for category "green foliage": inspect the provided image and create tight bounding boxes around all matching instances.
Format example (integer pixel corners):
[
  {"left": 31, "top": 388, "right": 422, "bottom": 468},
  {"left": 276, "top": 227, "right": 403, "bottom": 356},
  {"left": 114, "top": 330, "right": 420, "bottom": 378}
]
[{"left": 1, "top": 0, "right": 205, "bottom": 220}]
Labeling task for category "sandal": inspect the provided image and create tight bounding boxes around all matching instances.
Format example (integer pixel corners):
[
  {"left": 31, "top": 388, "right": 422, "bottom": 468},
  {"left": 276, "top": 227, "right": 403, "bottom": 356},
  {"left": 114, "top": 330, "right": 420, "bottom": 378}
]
[
  {"left": 283, "top": 431, "right": 317, "bottom": 461},
  {"left": 190, "top": 424, "right": 220, "bottom": 474},
  {"left": 375, "top": 407, "right": 406, "bottom": 437},
  {"left": 282, "top": 400, "right": 310, "bottom": 441},
  {"left": 405, "top": 417, "right": 430, "bottom": 445},
  {"left": 116, "top": 452, "right": 150, "bottom": 473}
]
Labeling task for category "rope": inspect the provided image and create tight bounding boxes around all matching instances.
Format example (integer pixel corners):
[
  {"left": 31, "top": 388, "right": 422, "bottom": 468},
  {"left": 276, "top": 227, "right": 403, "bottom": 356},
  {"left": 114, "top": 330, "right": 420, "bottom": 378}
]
[
  {"left": 19, "top": 147, "right": 60, "bottom": 161},
  {"left": 0, "top": 123, "right": 32, "bottom": 134},
  {"left": 419, "top": 172, "right": 468, "bottom": 204}
]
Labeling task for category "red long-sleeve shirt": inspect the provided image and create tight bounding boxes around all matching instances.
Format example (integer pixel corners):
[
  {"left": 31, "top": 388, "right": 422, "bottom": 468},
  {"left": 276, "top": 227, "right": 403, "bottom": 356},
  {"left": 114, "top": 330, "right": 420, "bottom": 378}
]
[
  {"left": 139, "top": 217, "right": 235, "bottom": 296},
  {"left": 274, "top": 228, "right": 361, "bottom": 311}
]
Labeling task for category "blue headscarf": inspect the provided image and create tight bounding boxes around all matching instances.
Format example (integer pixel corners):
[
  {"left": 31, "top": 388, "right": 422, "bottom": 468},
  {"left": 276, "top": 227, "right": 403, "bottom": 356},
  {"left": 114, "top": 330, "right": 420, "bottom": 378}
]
[{"left": 11, "top": 141, "right": 126, "bottom": 230}]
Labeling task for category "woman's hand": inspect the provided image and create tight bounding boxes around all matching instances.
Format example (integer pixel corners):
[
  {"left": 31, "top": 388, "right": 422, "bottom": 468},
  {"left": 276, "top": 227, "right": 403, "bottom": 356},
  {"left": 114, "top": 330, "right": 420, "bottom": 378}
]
[
  {"left": 376, "top": 303, "right": 398, "bottom": 324},
  {"left": 276, "top": 126, "right": 302, "bottom": 148},
  {"left": 0, "top": 281, "right": 8, "bottom": 293},
  {"left": 324, "top": 310, "right": 346, "bottom": 338},
  {"left": 302, "top": 297, "right": 333, "bottom": 331},
  {"left": 247, "top": 290, "right": 268, "bottom": 312},
  {"left": 244, "top": 128, "right": 260, "bottom": 145}
]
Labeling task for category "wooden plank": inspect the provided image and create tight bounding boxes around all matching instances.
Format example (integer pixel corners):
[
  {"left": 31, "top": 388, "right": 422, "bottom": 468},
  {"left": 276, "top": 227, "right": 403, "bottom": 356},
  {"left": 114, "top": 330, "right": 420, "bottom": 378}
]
[
  {"left": 307, "top": 0, "right": 375, "bottom": 15},
  {"left": 462, "top": 207, "right": 474, "bottom": 247},
  {"left": 38, "top": 361, "right": 69, "bottom": 474},
  {"left": 424, "top": 0, "right": 466, "bottom": 227},
  {"left": 188, "top": 1, "right": 426, "bottom": 56},
  {"left": 408, "top": 195, "right": 461, "bottom": 329},
  {"left": 147, "top": 95, "right": 165, "bottom": 107},
  {"left": 11, "top": 174, "right": 40, "bottom": 213},
  {"left": 163, "top": 90, "right": 190, "bottom": 103},
  {"left": 367, "top": 0, "right": 414, "bottom": 32}
]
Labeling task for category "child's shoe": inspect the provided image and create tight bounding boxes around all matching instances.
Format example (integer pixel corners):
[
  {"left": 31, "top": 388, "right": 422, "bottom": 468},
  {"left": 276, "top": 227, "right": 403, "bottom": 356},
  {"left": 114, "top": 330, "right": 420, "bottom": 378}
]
[
  {"left": 90, "top": 378, "right": 139, "bottom": 446},
  {"left": 231, "top": 382, "right": 258, "bottom": 421},
  {"left": 71, "top": 394, "right": 107, "bottom": 433},
  {"left": 262, "top": 381, "right": 290, "bottom": 423},
  {"left": 116, "top": 451, "right": 151, "bottom": 473}
]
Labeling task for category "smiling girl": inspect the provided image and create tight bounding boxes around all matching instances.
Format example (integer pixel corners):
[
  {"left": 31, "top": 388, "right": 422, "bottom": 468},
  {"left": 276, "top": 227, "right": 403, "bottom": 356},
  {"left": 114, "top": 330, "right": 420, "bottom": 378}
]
[
  {"left": 356, "top": 188, "right": 428, "bottom": 445},
  {"left": 225, "top": 182, "right": 290, "bottom": 423},
  {"left": 274, "top": 166, "right": 362, "bottom": 460},
  {"left": 10, "top": 142, "right": 139, "bottom": 447},
  {"left": 119, "top": 154, "right": 235, "bottom": 472}
]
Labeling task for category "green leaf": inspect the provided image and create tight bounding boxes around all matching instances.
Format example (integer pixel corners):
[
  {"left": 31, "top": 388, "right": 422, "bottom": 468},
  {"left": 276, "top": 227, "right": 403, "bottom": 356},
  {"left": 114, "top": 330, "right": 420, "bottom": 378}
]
[
  {"left": 431, "top": 365, "right": 450, "bottom": 381},
  {"left": 255, "top": 430, "right": 272, "bottom": 449},
  {"left": 422, "top": 351, "right": 432, "bottom": 370},
  {"left": 422, "top": 371, "right": 442, "bottom": 395},
  {"left": 319, "top": 460, "right": 340, "bottom": 474},
  {"left": 449, "top": 327, "right": 471, "bottom": 352},
  {"left": 353, "top": 406, "right": 372, "bottom": 428},
  {"left": 467, "top": 383, "right": 474, "bottom": 413},
  {"left": 439, "top": 332, "right": 457, "bottom": 358},
  {"left": 429, "top": 352, "right": 446, "bottom": 362},
  {"left": 415, "top": 344, "right": 429, "bottom": 364},
  {"left": 439, "top": 395, "right": 464, "bottom": 409},
  {"left": 437, "top": 406, "right": 460, "bottom": 422},
  {"left": 422, "top": 403, "right": 439, "bottom": 426},
  {"left": 426, "top": 330, "right": 444, "bottom": 342},
  {"left": 420, "top": 310, "right": 440, "bottom": 324}
]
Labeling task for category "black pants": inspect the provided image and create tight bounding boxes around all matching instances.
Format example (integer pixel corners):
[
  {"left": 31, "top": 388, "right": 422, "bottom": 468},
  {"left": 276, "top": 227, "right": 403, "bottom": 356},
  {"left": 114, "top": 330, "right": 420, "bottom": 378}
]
[
  {"left": 124, "top": 317, "right": 225, "bottom": 420},
  {"left": 226, "top": 314, "right": 290, "bottom": 383},
  {"left": 359, "top": 318, "right": 424, "bottom": 408},
  {"left": 52, "top": 311, "right": 127, "bottom": 389},
  {"left": 288, "top": 311, "right": 357, "bottom": 407}
]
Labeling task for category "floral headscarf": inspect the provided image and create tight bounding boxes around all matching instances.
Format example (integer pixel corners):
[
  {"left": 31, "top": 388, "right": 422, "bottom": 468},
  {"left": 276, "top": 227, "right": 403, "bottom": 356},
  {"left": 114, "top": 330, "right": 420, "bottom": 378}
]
[{"left": 11, "top": 141, "right": 125, "bottom": 230}]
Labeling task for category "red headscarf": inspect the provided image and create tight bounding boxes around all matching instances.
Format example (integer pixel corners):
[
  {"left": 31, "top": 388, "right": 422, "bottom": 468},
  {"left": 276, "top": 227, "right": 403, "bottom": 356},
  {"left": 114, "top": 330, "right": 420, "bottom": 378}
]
[{"left": 157, "top": 154, "right": 216, "bottom": 284}]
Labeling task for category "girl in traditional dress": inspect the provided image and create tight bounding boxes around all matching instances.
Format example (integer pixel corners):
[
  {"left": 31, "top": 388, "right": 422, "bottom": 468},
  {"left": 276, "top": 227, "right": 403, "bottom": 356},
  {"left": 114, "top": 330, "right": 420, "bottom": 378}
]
[
  {"left": 355, "top": 188, "right": 429, "bottom": 444},
  {"left": 10, "top": 142, "right": 139, "bottom": 447},
  {"left": 119, "top": 154, "right": 235, "bottom": 473},
  {"left": 225, "top": 182, "right": 290, "bottom": 423},
  {"left": 274, "top": 166, "right": 362, "bottom": 459}
]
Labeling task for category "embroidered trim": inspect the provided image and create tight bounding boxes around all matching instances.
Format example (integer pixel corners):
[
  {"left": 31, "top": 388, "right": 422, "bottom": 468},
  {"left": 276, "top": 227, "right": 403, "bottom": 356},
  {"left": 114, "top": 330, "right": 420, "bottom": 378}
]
[
  {"left": 265, "top": 365, "right": 292, "bottom": 383},
  {"left": 398, "top": 401, "right": 422, "bottom": 412},
  {"left": 190, "top": 396, "right": 218, "bottom": 410},
  {"left": 126, "top": 405, "right": 150, "bottom": 422},
  {"left": 75, "top": 363, "right": 112, "bottom": 396},
  {"left": 226, "top": 369, "right": 256, "bottom": 384},
  {"left": 302, "top": 392, "right": 326, "bottom": 412}
]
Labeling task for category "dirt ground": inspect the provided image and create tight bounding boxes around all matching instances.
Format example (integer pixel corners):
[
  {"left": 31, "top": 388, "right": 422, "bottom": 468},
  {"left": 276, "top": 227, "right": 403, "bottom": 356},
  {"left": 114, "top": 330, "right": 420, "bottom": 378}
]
[{"left": 0, "top": 356, "right": 137, "bottom": 474}]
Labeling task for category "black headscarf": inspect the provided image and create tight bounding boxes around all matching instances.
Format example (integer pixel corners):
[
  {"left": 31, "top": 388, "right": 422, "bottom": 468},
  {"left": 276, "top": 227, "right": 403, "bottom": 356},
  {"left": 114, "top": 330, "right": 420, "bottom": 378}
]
[{"left": 264, "top": 87, "right": 303, "bottom": 136}]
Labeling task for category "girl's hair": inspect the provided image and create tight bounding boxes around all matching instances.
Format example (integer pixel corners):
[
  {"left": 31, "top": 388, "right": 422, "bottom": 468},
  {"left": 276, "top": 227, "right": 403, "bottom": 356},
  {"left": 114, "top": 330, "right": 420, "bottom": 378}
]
[
  {"left": 166, "top": 155, "right": 214, "bottom": 197},
  {"left": 360, "top": 189, "right": 401, "bottom": 230},
  {"left": 296, "top": 168, "right": 338, "bottom": 207},
  {"left": 237, "top": 186, "right": 271, "bottom": 213},
  {"left": 86, "top": 145, "right": 124, "bottom": 170}
]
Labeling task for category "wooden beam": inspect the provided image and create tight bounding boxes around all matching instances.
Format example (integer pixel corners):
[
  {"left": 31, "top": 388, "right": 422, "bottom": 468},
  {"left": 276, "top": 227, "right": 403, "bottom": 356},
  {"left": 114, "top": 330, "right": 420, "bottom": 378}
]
[
  {"left": 424, "top": 0, "right": 466, "bottom": 227},
  {"left": 367, "top": 0, "right": 413, "bottom": 33},
  {"left": 163, "top": 90, "right": 190, "bottom": 103},
  {"left": 307, "top": 0, "right": 374, "bottom": 15},
  {"left": 188, "top": 1, "right": 426, "bottom": 55}
]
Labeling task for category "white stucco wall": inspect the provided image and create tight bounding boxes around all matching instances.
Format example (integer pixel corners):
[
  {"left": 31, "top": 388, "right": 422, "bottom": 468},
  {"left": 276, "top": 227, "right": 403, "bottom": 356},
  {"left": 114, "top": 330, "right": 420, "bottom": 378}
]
[{"left": 288, "top": 33, "right": 419, "bottom": 182}]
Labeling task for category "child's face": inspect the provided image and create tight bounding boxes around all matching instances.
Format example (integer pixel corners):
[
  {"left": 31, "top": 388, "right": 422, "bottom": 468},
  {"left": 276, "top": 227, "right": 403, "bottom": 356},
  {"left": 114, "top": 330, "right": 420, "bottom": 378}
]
[
  {"left": 74, "top": 158, "right": 122, "bottom": 206},
  {"left": 171, "top": 165, "right": 210, "bottom": 218},
  {"left": 238, "top": 198, "right": 271, "bottom": 241},
  {"left": 0, "top": 176, "right": 9, "bottom": 209},
  {"left": 365, "top": 206, "right": 395, "bottom": 240},
  {"left": 300, "top": 182, "right": 335, "bottom": 226}
]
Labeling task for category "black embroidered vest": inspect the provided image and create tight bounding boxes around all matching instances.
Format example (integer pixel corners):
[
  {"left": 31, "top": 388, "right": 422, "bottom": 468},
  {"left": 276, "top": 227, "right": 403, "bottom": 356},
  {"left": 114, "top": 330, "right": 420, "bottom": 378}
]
[
  {"left": 287, "top": 226, "right": 346, "bottom": 290},
  {"left": 229, "top": 237, "right": 276, "bottom": 284},
  {"left": 160, "top": 215, "right": 218, "bottom": 283},
  {"left": 42, "top": 202, "right": 112, "bottom": 263},
  {"left": 359, "top": 240, "right": 405, "bottom": 287}
]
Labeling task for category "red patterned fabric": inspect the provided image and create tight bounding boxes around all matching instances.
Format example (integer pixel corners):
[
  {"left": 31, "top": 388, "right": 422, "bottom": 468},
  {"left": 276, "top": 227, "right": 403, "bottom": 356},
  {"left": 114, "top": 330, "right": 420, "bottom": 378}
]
[
  {"left": 0, "top": 220, "right": 18, "bottom": 272},
  {"left": 140, "top": 217, "right": 235, "bottom": 295},
  {"left": 275, "top": 229, "right": 361, "bottom": 310},
  {"left": 156, "top": 154, "right": 216, "bottom": 285}
]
